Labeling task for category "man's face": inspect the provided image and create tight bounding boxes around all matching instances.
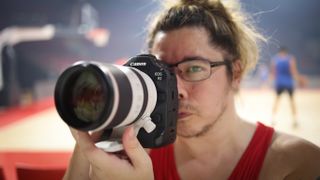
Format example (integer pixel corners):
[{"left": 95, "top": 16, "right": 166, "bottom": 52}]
[{"left": 151, "top": 27, "right": 233, "bottom": 138}]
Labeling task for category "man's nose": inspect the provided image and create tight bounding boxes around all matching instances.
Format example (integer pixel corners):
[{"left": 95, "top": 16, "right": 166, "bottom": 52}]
[{"left": 176, "top": 74, "right": 188, "bottom": 100}]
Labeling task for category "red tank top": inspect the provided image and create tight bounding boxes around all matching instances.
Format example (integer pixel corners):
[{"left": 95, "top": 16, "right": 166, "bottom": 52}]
[{"left": 150, "top": 122, "right": 274, "bottom": 180}]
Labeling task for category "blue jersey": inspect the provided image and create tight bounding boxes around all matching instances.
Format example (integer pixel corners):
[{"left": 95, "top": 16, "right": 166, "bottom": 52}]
[{"left": 272, "top": 54, "right": 294, "bottom": 88}]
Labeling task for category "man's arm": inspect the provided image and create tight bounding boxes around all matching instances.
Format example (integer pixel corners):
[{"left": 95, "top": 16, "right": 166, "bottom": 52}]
[
  {"left": 289, "top": 57, "right": 306, "bottom": 87},
  {"left": 63, "top": 144, "right": 91, "bottom": 180}
]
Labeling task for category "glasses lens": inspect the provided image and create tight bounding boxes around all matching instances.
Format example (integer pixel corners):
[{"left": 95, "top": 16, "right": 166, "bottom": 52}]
[
  {"left": 177, "top": 59, "right": 211, "bottom": 81},
  {"left": 72, "top": 70, "right": 106, "bottom": 123}
]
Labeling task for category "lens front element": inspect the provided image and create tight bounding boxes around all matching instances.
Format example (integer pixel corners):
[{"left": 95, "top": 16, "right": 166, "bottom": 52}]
[{"left": 72, "top": 70, "right": 106, "bottom": 123}]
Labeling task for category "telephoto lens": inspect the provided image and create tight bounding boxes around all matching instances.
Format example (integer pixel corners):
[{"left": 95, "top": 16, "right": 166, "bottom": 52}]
[
  {"left": 54, "top": 61, "right": 157, "bottom": 130},
  {"left": 54, "top": 54, "right": 178, "bottom": 152}
]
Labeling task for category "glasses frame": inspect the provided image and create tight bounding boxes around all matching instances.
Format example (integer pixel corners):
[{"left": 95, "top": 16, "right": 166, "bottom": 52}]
[{"left": 168, "top": 58, "right": 229, "bottom": 82}]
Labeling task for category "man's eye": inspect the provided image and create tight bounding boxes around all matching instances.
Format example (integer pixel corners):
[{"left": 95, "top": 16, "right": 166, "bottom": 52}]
[{"left": 187, "top": 66, "right": 203, "bottom": 73}]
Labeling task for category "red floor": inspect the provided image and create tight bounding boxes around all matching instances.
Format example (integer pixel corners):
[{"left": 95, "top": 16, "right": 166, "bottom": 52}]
[
  {"left": 0, "top": 97, "right": 54, "bottom": 129},
  {"left": 0, "top": 151, "right": 71, "bottom": 180},
  {"left": 0, "top": 97, "right": 71, "bottom": 180}
]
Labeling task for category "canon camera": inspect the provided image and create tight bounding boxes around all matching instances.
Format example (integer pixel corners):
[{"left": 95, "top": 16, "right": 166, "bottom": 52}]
[{"left": 54, "top": 54, "right": 178, "bottom": 152}]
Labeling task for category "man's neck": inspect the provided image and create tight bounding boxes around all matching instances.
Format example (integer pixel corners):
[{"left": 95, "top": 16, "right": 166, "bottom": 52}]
[{"left": 174, "top": 112, "right": 254, "bottom": 160}]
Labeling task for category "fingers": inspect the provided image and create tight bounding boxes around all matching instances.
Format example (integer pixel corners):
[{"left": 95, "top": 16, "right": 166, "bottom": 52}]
[
  {"left": 71, "top": 126, "right": 152, "bottom": 169},
  {"left": 122, "top": 126, "right": 152, "bottom": 169},
  {"left": 69, "top": 127, "right": 79, "bottom": 140},
  {"left": 75, "top": 130, "right": 104, "bottom": 157},
  {"left": 69, "top": 127, "right": 153, "bottom": 179},
  {"left": 75, "top": 130, "right": 129, "bottom": 170}
]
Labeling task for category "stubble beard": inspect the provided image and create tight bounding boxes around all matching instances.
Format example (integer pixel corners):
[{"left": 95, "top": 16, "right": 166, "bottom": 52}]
[
  {"left": 177, "top": 81, "right": 231, "bottom": 139},
  {"left": 177, "top": 102, "right": 227, "bottom": 138}
]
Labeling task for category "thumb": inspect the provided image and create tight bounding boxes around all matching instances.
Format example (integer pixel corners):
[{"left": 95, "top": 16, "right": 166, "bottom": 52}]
[{"left": 122, "top": 126, "right": 151, "bottom": 168}]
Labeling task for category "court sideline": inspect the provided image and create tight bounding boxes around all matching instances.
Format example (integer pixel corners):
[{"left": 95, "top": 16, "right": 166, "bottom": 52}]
[{"left": 0, "top": 88, "right": 319, "bottom": 151}]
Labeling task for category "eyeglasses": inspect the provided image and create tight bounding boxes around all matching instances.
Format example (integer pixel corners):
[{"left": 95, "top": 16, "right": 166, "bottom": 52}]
[{"left": 168, "top": 58, "right": 228, "bottom": 82}]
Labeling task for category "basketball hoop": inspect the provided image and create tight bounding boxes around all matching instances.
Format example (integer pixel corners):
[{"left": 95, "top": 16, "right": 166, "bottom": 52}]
[{"left": 85, "top": 28, "right": 110, "bottom": 47}]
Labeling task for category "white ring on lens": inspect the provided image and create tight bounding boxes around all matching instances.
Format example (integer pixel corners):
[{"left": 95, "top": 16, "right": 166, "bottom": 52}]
[
  {"left": 90, "top": 63, "right": 157, "bottom": 133},
  {"left": 115, "top": 65, "right": 144, "bottom": 127},
  {"left": 92, "top": 63, "right": 120, "bottom": 132}
]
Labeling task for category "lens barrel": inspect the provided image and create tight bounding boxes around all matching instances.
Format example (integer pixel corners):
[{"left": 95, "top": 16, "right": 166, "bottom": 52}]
[{"left": 54, "top": 61, "right": 157, "bottom": 132}]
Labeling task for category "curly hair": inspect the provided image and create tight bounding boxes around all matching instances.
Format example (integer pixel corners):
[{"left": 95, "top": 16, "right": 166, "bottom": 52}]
[{"left": 147, "top": 0, "right": 266, "bottom": 75}]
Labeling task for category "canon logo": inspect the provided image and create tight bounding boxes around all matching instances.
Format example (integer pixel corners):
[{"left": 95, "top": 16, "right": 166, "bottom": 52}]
[{"left": 130, "top": 62, "right": 147, "bottom": 66}]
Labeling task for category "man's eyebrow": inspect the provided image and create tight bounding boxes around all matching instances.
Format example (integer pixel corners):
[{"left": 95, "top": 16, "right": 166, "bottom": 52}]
[
  {"left": 167, "top": 56, "right": 211, "bottom": 67},
  {"left": 181, "top": 56, "right": 210, "bottom": 62}
]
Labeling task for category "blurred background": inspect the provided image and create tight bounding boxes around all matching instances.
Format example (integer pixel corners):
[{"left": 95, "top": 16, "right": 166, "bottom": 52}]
[
  {"left": 0, "top": 0, "right": 319, "bottom": 107},
  {"left": 0, "top": 1, "right": 319, "bottom": 179},
  {"left": 0, "top": 0, "right": 159, "bottom": 107}
]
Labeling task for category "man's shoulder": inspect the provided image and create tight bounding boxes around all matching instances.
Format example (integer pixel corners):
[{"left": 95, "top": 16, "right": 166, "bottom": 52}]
[
  {"left": 268, "top": 132, "right": 320, "bottom": 178},
  {"left": 271, "top": 132, "right": 320, "bottom": 154}
]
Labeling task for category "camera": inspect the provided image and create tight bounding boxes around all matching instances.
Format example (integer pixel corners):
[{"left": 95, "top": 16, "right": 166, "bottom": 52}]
[{"left": 54, "top": 54, "right": 178, "bottom": 151}]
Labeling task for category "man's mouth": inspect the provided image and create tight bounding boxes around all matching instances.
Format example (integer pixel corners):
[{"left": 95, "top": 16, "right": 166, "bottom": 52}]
[{"left": 178, "top": 111, "right": 192, "bottom": 119}]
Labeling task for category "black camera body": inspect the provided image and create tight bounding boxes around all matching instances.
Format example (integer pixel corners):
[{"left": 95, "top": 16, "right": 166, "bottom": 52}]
[
  {"left": 54, "top": 54, "right": 178, "bottom": 149},
  {"left": 124, "top": 54, "right": 178, "bottom": 147}
]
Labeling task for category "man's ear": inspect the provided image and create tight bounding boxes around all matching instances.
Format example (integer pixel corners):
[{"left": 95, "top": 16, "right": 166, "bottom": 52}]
[{"left": 231, "top": 59, "right": 243, "bottom": 90}]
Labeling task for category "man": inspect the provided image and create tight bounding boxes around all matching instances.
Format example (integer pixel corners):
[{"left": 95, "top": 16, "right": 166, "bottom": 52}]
[
  {"left": 271, "top": 47, "right": 305, "bottom": 127},
  {"left": 63, "top": 0, "right": 320, "bottom": 179}
]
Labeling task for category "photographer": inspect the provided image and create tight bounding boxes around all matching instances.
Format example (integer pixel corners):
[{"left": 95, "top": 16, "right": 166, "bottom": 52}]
[{"left": 63, "top": 0, "right": 320, "bottom": 179}]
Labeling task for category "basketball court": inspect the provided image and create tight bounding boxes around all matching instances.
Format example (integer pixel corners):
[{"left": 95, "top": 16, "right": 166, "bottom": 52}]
[
  {"left": 0, "top": 88, "right": 319, "bottom": 151},
  {"left": 0, "top": 87, "right": 319, "bottom": 179}
]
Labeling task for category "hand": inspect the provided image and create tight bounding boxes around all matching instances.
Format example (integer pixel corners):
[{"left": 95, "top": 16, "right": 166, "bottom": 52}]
[
  {"left": 298, "top": 75, "right": 308, "bottom": 88},
  {"left": 73, "top": 126, "right": 154, "bottom": 180}
]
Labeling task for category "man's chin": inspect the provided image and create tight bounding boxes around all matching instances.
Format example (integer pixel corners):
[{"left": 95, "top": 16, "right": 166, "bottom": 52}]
[
  {"left": 176, "top": 126, "right": 198, "bottom": 138},
  {"left": 177, "top": 121, "right": 216, "bottom": 138},
  {"left": 177, "top": 132, "right": 195, "bottom": 139}
]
